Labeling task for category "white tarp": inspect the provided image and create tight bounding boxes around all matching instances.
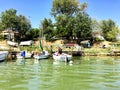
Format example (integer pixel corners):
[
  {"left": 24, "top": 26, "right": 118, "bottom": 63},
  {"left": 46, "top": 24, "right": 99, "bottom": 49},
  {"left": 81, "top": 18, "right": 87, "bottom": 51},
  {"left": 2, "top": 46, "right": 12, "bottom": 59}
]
[
  {"left": 7, "top": 41, "right": 18, "bottom": 46},
  {"left": 19, "top": 40, "right": 34, "bottom": 46}
]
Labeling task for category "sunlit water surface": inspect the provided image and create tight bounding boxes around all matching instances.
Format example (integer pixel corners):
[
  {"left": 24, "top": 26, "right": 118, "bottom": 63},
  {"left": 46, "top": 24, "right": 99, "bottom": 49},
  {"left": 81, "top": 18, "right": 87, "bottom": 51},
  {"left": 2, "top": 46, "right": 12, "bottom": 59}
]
[{"left": 0, "top": 56, "right": 120, "bottom": 90}]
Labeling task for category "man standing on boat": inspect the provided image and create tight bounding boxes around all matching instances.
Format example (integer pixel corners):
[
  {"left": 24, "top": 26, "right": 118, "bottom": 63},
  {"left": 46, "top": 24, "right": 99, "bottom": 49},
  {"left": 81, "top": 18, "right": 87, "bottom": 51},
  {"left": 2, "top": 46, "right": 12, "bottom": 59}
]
[{"left": 58, "top": 46, "right": 62, "bottom": 55}]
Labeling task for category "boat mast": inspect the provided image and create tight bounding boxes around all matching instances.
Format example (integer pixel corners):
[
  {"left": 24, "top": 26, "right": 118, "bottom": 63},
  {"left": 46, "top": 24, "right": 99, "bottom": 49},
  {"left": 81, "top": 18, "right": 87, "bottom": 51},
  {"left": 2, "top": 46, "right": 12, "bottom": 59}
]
[{"left": 39, "top": 25, "right": 43, "bottom": 51}]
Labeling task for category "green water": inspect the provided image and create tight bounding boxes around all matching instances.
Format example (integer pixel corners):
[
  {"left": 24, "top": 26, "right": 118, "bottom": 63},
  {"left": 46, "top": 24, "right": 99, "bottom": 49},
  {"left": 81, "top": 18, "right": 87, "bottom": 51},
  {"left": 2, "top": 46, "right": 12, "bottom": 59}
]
[{"left": 0, "top": 56, "right": 120, "bottom": 90}]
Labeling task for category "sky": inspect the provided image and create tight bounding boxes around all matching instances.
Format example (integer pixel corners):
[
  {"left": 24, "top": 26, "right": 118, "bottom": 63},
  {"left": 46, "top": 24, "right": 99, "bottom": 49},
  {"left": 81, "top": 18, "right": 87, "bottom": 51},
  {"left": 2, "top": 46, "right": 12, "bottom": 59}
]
[{"left": 0, "top": 0, "right": 120, "bottom": 28}]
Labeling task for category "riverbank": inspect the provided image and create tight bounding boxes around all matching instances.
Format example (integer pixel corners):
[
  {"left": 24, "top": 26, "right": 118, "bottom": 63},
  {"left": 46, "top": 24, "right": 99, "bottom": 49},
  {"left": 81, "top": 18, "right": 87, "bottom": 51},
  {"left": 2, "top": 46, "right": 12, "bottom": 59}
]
[
  {"left": 1, "top": 40, "right": 120, "bottom": 57},
  {"left": 61, "top": 49, "right": 120, "bottom": 56}
]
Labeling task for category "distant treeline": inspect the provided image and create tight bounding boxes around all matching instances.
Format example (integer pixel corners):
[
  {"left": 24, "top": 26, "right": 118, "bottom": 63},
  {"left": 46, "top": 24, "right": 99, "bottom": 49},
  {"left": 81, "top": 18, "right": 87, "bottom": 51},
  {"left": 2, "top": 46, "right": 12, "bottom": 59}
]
[{"left": 0, "top": 0, "right": 119, "bottom": 44}]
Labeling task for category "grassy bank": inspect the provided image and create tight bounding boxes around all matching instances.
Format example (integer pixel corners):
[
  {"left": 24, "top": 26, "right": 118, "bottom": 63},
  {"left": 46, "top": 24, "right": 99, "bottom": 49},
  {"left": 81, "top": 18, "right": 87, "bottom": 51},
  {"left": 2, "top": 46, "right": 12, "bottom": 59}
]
[{"left": 1, "top": 40, "right": 120, "bottom": 56}]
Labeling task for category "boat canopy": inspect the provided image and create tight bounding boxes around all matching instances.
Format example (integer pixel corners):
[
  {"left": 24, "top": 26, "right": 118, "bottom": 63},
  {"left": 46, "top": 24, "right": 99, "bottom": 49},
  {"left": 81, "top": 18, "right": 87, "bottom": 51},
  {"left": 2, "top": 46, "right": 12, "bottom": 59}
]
[
  {"left": 7, "top": 41, "right": 18, "bottom": 47},
  {"left": 19, "top": 40, "right": 34, "bottom": 46}
]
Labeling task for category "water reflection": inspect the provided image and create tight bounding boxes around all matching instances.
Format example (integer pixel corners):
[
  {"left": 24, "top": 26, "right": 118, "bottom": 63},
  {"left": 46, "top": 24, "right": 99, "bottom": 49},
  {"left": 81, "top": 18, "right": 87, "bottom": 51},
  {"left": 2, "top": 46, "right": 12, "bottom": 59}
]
[{"left": 0, "top": 56, "right": 120, "bottom": 89}]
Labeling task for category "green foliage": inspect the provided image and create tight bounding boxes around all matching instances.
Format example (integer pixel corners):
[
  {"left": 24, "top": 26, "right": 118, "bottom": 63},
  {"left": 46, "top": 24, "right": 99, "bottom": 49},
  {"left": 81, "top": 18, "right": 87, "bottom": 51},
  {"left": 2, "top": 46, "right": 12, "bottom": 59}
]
[
  {"left": 51, "top": 0, "right": 80, "bottom": 16},
  {"left": 16, "top": 15, "right": 31, "bottom": 40},
  {"left": 0, "top": 2, "right": 118, "bottom": 43},
  {"left": 19, "top": 45, "right": 40, "bottom": 52},
  {"left": 51, "top": 0, "right": 81, "bottom": 40},
  {"left": 91, "top": 19, "right": 101, "bottom": 31},
  {"left": 41, "top": 18, "right": 54, "bottom": 41},
  {"left": 0, "top": 9, "right": 31, "bottom": 41},
  {"left": 74, "top": 12, "right": 92, "bottom": 41},
  {"left": 0, "top": 34, "right": 4, "bottom": 41},
  {"left": 55, "top": 15, "right": 75, "bottom": 39},
  {"left": 100, "top": 19, "right": 119, "bottom": 41},
  {"left": 94, "top": 37, "right": 103, "bottom": 42},
  {"left": 106, "top": 26, "right": 118, "bottom": 41},
  {"left": 1, "top": 9, "right": 17, "bottom": 30},
  {"left": 26, "top": 28, "right": 40, "bottom": 41},
  {"left": 48, "top": 0, "right": 92, "bottom": 42}
]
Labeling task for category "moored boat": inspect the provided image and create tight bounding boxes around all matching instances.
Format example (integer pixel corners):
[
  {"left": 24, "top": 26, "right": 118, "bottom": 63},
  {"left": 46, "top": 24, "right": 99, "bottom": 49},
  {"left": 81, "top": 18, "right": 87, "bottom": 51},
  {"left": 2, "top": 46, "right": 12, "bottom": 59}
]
[
  {"left": 34, "top": 51, "right": 49, "bottom": 60},
  {"left": 0, "top": 51, "right": 9, "bottom": 61},
  {"left": 16, "top": 51, "right": 32, "bottom": 59},
  {"left": 53, "top": 52, "right": 72, "bottom": 62}
]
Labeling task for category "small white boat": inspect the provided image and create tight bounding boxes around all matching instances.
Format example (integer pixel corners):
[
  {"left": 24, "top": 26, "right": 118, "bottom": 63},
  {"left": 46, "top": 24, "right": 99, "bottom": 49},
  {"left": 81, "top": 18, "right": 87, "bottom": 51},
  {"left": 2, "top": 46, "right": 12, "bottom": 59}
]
[
  {"left": 53, "top": 52, "right": 72, "bottom": 62},
  {"left": 16, "top": 53, "right": 32, "bottom": 59},
  {"left": 0, "top": 51, "right": 9, "bottom": 61},
  {"left": 16, "top": 51, "right": 32, "bottom": 59},
  {"left": 34, "top": 51, "right": 49, "bottom": 60}
]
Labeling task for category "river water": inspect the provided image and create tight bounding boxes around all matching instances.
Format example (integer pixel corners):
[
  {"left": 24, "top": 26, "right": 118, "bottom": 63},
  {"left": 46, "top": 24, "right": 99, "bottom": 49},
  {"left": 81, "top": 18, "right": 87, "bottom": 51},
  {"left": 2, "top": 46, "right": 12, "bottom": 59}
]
[{"left": 0, "top": 56, "right": 120, "bottom": 90}]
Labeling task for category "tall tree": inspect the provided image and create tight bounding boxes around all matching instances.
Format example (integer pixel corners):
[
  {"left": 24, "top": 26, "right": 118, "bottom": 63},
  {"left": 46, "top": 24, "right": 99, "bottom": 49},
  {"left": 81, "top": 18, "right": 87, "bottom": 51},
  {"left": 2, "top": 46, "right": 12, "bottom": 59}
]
[
  {"left": 1, "top": 9, "right": 17, "bottom": 30},
  {"left": 0, "top": 9, "right": 31, "bottom": 41},
  {"left": 74, "top": 12, "right": 92, "bottom": 41},
  {"left": 55, "top": 15, "right": 75, "bottom": 39},
  {"left": 41, "top": 18, "right": 54, "bottom": 41},
  {"left": 50, "top": 0, "right": 92, "bottom": 42},
  {"left": 91, "top": 19, "right": 101, "bottom": 31},
  {"left": 51, "top": 0, "right": 79, "bottom": 40},
  {"left": 16, "top": 15, "right": 31, "bottom": 40},
  {"left": 100, "top": 19, "right": 119, "bottom": 41},
  {"left": 26, "top": 28, "right": 40, "bottom": 40}
]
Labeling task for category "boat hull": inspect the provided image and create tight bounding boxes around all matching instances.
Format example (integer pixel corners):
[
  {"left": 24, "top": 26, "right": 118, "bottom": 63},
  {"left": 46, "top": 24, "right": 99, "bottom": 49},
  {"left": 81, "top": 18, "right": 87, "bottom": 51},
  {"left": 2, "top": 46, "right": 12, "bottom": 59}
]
[
  {"left": 16, "top": 53, "right": 32, "bottom": 59},
  {"left": 34, "top": 51, "right": 49, "bottom": 60},
  {"left": 34, "top": 55, "right": 49, "bottom": 60},
  {"left": 0, "top": 51, "right": 9, "bottom": 61},
  {"left": 53, "top": 53, "right": 72, "bottom": 62}
]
